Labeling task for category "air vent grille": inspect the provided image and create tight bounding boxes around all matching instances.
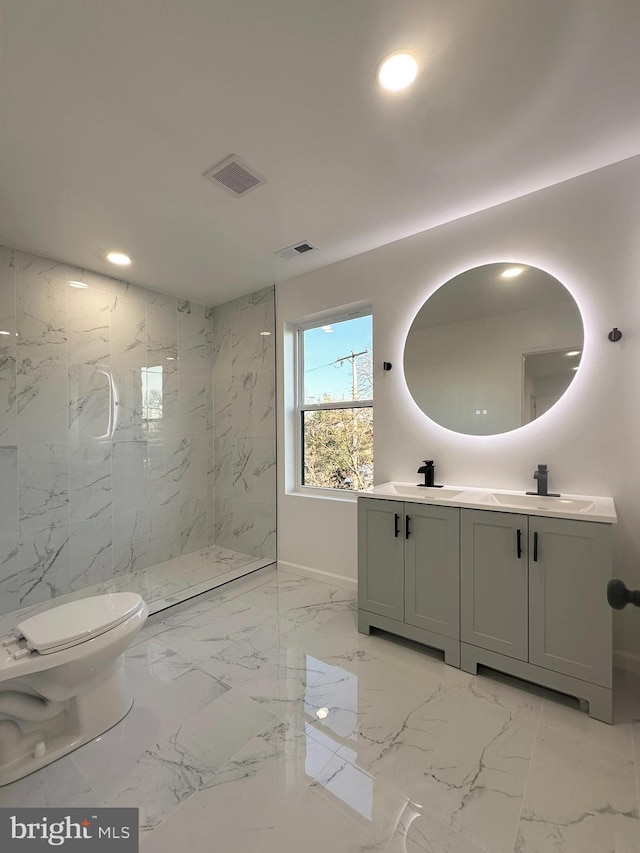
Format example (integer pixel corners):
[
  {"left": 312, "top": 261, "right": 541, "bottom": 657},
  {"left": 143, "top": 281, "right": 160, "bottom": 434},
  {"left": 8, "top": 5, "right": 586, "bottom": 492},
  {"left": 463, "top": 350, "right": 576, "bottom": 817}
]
[
  {"left": 204, "top": 155, "right": 265, "bottom": 196},
  {"left": 275, "top": 241, "right": 316, "bottom": 260}
]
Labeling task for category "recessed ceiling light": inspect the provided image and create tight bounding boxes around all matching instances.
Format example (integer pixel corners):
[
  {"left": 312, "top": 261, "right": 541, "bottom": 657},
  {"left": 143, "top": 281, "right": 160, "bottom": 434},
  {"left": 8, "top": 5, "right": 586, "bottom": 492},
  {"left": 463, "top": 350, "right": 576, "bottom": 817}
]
[
  {"left": 259, "top": 331, "right": 271, "bottom": 336},
  {"left": 166, "top": 356, "right": 176, "bottom": 360},
  {"left": 68, "top": 280, "right": 88, "bottom": 289},
  {"left": 106, "top": 251, "right": 132, "bottom": 266},
  {"left": 501, "top": 267, "right": 524, "bottom": 278},
  {"left": 377, "top": 52, "right": 418, "bottom": 91},
  {"left": 321, "top": 325, "right": 334, "bottom": 334},
  {"left": 565, "top": 350, "right": 581, "bottom": 357},
  {"left": 316, "top": 707, "right": 329, "bottom": 720},
  {"left": 0, "top": 330, "right": 10, "bottom": 335},
  {"left": 571, "top": 365, "right": 579, "bottom": 371}
]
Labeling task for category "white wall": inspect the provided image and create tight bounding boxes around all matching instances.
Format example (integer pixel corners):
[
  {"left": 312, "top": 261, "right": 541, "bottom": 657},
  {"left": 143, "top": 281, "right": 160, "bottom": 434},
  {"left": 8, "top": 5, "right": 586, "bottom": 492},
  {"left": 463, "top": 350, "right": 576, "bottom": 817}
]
[{"left": 276, "top": 154, "right": 640, "bottom": 665}]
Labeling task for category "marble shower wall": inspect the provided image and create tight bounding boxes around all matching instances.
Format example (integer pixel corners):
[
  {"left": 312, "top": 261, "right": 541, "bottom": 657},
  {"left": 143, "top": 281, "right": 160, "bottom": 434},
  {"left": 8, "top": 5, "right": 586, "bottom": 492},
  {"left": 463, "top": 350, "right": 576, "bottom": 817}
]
[
  {"left": 211, "top": 286, "right": 276, "bottom": 560},
  {"left": 0, "top": 244, "right": 215, "bottom": 615}
]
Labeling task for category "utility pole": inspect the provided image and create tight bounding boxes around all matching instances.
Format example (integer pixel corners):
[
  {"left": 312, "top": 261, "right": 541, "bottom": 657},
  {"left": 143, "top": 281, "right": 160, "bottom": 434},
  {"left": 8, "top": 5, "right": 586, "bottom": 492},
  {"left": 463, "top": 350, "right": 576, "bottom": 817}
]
[{"left": 334, "top": 349, "right": 368, "bottom": 398}]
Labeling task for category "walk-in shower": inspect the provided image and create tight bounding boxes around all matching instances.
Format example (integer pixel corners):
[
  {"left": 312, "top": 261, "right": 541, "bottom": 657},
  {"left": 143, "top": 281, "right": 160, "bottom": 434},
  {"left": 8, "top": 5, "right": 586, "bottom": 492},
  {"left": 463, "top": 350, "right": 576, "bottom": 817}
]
[{"left": 0, "top": 245, "right": 276, "bottom": 628}]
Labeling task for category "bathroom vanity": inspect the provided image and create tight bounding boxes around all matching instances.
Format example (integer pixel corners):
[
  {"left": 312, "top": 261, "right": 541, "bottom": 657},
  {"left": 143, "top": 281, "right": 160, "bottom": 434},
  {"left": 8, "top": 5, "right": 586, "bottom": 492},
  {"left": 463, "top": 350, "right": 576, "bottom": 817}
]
[{"left": 357, "top": 483, "right": 616, "bottom": 722}]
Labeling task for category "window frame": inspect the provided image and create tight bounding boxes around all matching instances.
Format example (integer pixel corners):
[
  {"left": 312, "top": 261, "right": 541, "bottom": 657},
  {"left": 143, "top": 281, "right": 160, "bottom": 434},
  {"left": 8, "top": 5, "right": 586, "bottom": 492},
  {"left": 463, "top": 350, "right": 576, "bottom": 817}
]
[{"left": 296, "top": 307, "right": 373, "bottom": 492}]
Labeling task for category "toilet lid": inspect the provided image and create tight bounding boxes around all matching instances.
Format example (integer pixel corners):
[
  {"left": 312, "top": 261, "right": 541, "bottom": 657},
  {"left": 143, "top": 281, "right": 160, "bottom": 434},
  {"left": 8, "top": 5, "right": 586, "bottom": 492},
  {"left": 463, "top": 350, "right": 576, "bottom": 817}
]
[{"left": 16, "top": 593, "right": 144, "bottom": 653}]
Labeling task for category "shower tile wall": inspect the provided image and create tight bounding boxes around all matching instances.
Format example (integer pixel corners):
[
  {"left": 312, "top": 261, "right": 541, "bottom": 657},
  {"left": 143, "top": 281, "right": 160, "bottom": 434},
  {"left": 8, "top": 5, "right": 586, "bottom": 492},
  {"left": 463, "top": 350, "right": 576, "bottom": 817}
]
[
  {"left": 0, "top": 245, "right": 216, "bottom": 615},
  {"left": 211, "top": 286, "right": 276, "bottom": 560}
]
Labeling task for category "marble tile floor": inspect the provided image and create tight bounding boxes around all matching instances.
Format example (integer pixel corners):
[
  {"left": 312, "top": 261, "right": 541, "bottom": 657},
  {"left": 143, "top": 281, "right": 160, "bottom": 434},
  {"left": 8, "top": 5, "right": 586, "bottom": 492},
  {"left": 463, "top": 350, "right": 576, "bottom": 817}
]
[
  {"left": 1, "top": 568, "right": 639, "bottom": 853},
  {"left": 0, "top": 543, "right": 271, "bottom": 635}
]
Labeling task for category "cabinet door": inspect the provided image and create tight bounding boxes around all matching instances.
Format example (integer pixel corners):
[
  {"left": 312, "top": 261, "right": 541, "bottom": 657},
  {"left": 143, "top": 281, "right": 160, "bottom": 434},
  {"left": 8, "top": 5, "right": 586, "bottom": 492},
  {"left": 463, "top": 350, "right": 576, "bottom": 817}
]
[
  {"left": 405, "top": 503, "right": 459, "bottom": 639},
  {"left": 358, "top": 498, "right": 405, "bottom": 620},
  {"left": 461, "top": 509, "right": 528, "bottom": 660},
  {"left": 528, "top": 517, "right": 612, "bottom": 687}
]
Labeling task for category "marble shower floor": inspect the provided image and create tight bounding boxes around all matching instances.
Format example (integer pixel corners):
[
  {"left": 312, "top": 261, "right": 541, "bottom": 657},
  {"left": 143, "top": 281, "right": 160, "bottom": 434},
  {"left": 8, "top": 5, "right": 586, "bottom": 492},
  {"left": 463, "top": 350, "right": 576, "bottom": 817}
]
[
  {"left": 0, "top": 544, "right": 272, "bottom": 635},
  {"left": 1, "top": 568, "right": 639, "bottom": 853}
]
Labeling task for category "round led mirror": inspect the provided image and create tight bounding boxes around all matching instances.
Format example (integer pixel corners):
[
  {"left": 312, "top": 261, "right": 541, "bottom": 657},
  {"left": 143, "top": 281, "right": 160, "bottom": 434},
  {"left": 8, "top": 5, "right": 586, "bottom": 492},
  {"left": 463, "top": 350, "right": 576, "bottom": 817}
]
[{"left": 403, "top": 263, "right": 584, "bottom": 435}]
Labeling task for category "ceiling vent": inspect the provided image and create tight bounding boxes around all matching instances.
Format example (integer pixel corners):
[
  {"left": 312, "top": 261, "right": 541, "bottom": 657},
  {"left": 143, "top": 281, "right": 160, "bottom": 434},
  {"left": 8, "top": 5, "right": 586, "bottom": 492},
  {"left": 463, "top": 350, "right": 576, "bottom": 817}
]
[
  {"left": 204, "top": 155, "right": 266, "bottom": 196},
  {"left": 275, "top": 241, "right": 316, "bottom": 260}
]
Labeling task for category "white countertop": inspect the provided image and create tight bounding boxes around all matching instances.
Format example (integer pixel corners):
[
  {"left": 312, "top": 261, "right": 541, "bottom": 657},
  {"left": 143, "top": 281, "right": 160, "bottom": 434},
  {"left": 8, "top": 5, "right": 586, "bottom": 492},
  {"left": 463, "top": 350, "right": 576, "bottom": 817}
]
[{"left": 365, "top": 482, "right": 617, "bottom": 524}]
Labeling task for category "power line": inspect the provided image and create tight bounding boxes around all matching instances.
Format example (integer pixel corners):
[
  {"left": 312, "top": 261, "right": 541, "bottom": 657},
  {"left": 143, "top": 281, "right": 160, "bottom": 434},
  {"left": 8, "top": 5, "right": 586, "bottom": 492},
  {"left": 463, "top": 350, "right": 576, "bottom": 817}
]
[{"left": 305, "top": 348, "right": 369, "bottom": 375}]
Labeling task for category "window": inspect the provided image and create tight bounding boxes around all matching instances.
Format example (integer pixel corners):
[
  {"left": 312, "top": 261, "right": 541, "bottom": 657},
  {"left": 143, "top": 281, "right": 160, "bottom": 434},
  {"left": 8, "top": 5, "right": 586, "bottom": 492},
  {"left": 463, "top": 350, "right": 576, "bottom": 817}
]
[{"left": 297, "top": 311, "right": 373, "bottom": 491}]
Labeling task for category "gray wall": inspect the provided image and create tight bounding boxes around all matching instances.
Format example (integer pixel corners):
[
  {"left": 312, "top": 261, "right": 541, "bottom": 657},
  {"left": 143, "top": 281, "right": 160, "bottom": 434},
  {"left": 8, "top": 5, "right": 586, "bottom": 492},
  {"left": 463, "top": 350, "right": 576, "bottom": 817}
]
[
  {"left": 212, "top": 287, "right": 276, "bottom": 560},
  {"left": 0, "top": 244, "right": 276, "bottom": 616}
]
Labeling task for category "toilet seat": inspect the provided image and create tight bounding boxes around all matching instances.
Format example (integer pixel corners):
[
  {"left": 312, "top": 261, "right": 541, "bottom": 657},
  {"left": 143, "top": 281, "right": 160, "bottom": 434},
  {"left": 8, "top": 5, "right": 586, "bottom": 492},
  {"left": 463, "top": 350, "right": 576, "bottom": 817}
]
[{"left": 13, "top": 593, "right": 145, "bottom": 655}]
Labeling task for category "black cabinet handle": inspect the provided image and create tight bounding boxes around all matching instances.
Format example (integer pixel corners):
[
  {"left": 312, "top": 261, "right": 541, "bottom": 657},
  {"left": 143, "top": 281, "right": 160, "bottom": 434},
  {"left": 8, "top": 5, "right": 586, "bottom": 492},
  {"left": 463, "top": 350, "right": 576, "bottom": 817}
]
[
  {"left": 533, "top": 531, "right": 539, "bottom": 562},
  {"left": 517, "top": 529, "right": 522, "bottom": 559},
  {"left": 405, "top": 515, "right": 411, "bottom": 539},
  {"left": 394, "top": 513, "right": 400, "bottom": 538}
]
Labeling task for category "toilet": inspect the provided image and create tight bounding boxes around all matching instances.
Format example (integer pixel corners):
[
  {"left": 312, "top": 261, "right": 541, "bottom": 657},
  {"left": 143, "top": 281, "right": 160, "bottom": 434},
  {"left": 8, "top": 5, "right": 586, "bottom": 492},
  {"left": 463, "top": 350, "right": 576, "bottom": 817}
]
[{"left": 0, "top": 592, "right": 148, "bottom": 786}]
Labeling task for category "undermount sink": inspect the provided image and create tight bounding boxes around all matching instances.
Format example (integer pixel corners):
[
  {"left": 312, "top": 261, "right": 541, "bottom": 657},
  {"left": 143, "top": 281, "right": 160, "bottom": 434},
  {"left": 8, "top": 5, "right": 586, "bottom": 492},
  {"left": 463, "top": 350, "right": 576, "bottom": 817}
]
[
  {"left": 482, "top": 492, "right": 595, "bottom": 513},
  {"left": 385, "top": 484, "right": 464, "bottom": 500}
]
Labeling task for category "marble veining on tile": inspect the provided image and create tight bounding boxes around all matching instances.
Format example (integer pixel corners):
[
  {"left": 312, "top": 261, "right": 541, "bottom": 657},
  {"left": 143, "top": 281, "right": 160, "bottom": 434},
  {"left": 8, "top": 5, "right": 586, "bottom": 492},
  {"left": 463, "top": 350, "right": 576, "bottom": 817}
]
[
  {"left": 68, "top": 516, "right": 113, "bottom": 590},
  {"left": 146, "top": 301, "right": 178, "bottom": 364},
  {"left": 0, "top": 446, "right": 17, "bottom": 536},
  {"left": 68, "top": 442, "right": 112, "bottom": 522},
  {"left": 0, "top": 525, "right": 70, "bottom": 612},
  {"left": 0, "top": 569, "right": 637, "bottom": 852},
  {"left": 18, "top": 443, "right": 69, "bottom": 531},
  {"left": 110, "top": 293, "right": 146, "bottom": 368},
  {"left": 0, "top": 243, "right": 275, "bottom": 634},
  {"left": 15, "top": 254, "right": 68, "bottom": 366},
  {"left": 0, "top": 355, "right": 17, "bottom": 444},
  {"left": 67, "top": 287, "right": 110, "bottom": 365},
  {"left": 16, "top": 360, "right": 68, "bottom": 444}
]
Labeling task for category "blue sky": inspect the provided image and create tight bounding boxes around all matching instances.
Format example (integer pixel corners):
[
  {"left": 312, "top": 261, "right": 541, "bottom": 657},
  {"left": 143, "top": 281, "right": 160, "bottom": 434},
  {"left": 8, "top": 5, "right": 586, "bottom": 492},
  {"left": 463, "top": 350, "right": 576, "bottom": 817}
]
[{"left": 303, "top": 315, "right": 373, "bottom": 403}]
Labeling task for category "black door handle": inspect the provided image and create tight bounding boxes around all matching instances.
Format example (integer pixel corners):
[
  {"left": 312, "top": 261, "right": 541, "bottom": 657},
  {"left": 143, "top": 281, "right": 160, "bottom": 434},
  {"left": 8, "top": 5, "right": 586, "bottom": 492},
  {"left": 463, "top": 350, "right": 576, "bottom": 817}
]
[
  {"left": 517, "top": 529, "right": 522, "bottom": 559},
  {"left": 394, "top": 513, "right": 400, "bottom": 538},
  {"left": 405, "top": 515, "right": 411, "bottom": 539},
  {"left": 608, "top": 579, "right": 640, "bottom": 610},
  {"left": 533, "top": 531, "right": 539, "bottom": 562}
]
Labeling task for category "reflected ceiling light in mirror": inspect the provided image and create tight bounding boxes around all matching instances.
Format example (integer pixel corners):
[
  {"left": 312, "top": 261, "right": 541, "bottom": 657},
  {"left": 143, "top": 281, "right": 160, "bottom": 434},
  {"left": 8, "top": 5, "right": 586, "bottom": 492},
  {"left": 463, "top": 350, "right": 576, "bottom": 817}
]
[
  {"left": 106, "top": 251, "right": 132, "bottom": 266},
  {"left": 377, "top": 52, "right": 418, "bottom": 91},
  {"left": 68, "top": 280, "right": 88, "bottom": 288},
  {"left": 501, "top": 267, "right": 524, "bottom": 278},
  {"left": 321, "top": 325, "right": 333, "bottom": 334},
  {"left": 566, "top": 350, "right": 581, "bottom": 357},
  {"left": 260, "top": 331, "right": 271, "bottom": 336},
  {"left": 572, "top": 365, "right": 579, "bottom": 370},
  {"left": 403, "top": 262, "right": 584, "bottom": 436}
]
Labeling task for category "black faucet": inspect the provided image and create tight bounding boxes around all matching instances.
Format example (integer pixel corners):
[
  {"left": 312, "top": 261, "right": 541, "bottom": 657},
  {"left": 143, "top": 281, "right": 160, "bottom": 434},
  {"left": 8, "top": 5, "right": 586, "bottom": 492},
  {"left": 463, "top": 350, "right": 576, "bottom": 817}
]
[
  {"left": 526, "top": 464, "right": 560, "bottom": 497},
  {"left": 417, "top": 460, "right": 444, "bottom": 488}
]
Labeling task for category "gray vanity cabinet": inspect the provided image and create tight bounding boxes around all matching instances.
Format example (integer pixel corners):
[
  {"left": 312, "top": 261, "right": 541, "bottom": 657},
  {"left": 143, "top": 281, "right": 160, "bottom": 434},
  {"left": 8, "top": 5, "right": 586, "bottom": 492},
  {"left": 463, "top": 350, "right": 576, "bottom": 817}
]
[
  {"left": 358, "top": 497, "right": 460, "bottom": 665},
  {"left": 405, "top": 503, "right": 459, "bottom": 639},
  {"left": 460, "top": 510, "right": 613, "bottom": 722},
  {"left": 460, "top": 510, "right": 528, "bottom": 661},
  {"left": 357, "top": 498, "right": 405, "bottom": 621},
  {"left": 359, "top": 496, "right": 613, "bottom": 721},
  {"left": 528, "top": 516, "right": 612, "bottom": 687}
]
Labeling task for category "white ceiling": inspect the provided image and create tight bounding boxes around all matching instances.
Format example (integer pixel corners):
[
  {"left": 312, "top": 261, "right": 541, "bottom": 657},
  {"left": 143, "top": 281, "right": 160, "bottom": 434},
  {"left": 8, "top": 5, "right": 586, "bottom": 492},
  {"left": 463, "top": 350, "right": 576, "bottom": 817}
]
[{"left": 1, "top": 0, "right": 640, "bottom": 306}]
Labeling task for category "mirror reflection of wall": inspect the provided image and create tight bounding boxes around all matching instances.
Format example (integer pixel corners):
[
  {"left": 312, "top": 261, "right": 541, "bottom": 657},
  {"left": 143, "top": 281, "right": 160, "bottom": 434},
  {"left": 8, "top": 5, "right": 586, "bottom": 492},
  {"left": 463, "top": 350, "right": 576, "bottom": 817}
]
[
  {"left": 403, "top": 263, "right": 584, "bottom": 436},
  {"left": 522, "top": 349, "right": 582, "bottom": 424}
]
